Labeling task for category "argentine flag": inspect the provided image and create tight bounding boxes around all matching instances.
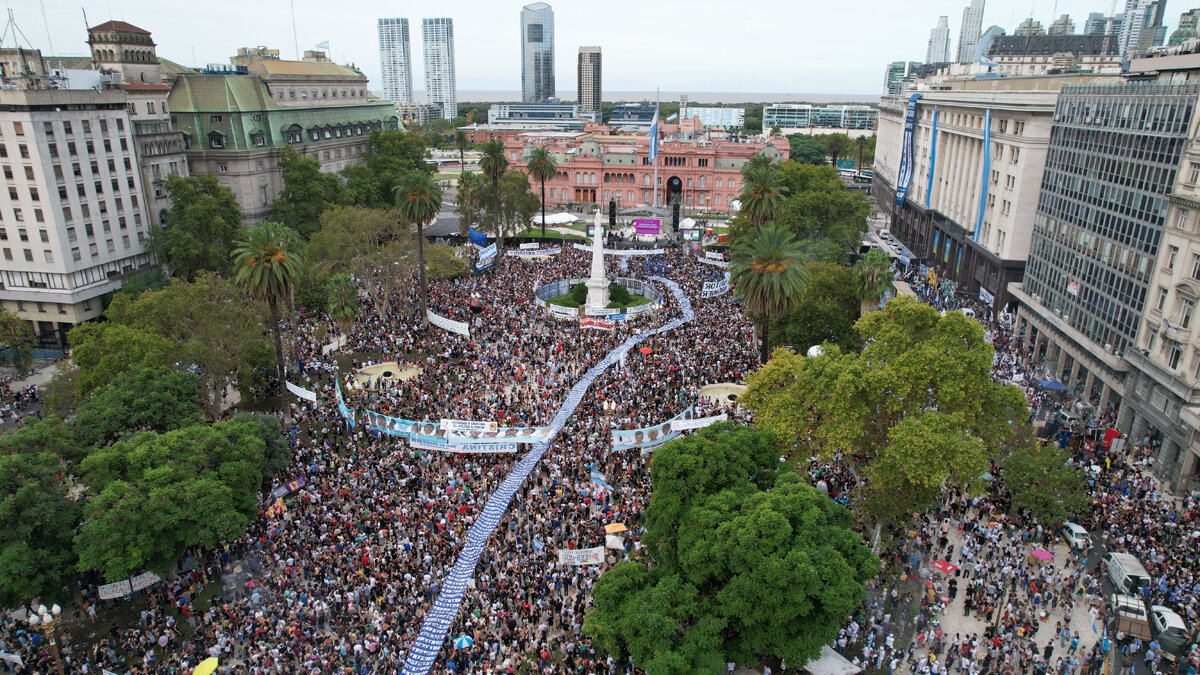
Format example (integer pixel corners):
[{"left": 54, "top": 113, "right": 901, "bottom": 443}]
[
  {"left": 980, "top": 55, "right": 999, "bottom": 68},
  {"left": 649, "top": 104, "right": 659, "bottom": 160}
]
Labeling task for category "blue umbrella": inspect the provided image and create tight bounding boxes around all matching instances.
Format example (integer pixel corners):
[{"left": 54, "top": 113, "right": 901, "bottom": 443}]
[{"left": 453, "top": 634, "right": 473, "bottom": 649}]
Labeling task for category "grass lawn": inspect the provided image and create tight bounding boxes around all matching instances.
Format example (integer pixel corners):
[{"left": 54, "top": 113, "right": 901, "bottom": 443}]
[{"left": 515, "top": 229, "right": 586, "bottom": 241}]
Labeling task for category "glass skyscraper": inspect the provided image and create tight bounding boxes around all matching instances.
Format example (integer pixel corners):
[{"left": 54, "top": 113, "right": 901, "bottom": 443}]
[
  {"left": 521, "top": 3, "right": 555, "bottom": 103},
  {"left": 422, "top": 18, "right": 456, "bottom": 121},
  {"left": 378, "top": 18, "right": 413, "bottom": 105}
]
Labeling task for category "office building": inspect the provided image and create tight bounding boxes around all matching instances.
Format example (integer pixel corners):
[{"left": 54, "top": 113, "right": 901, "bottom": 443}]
[
  {"left": 378, "top": 18, "right": 413, "bottom": 105},
  {"left": 987, "top": 35, "right": 1122, "bottom": 75},
  {"left": 487, "top": 103, "right": 582, "bottom": 130},
  {"left": 422, "top": 18, "right": 456, "bottom": 121},
  {"left": 1119, "top": 0, "right": 1168, "bottom": 58},
  {"left": 577, "top": 46, "right": 601, "bottom": 114},
  {"left": 927, "top": 16, "right": 952, "bottom": 64},
  {"left": 521, "top": 3, "right": 555, "bottom": 103},
  {"left": 1085, "top": 12, "right": 1121, "bottom": 35},
  {"left": 0, "top": 89, "right": 157, "bottom": 345},
  {"left": 957, "top": 0, "right": 986, "bottom": 63},
  {"left": 607, "top": 104, "right": 657, "bottom": 130},
  {"left": 1048, "top": 14, "right": 1077, "bottom": 36},
  {"left": 764, "top": 104, "right": 876, "bottom": 137},
  {"left": 679, "top": 105, "right": 745, "bottom": 129},
  {"left": 1009, "top": 83, "right": 1197, "bottom": 425},
  {"left": 399, "top": 102, "right": 448, "bottom": 127},
  {"left": 884, "top": 61, "right": 923, "bottom": 95},
  {"left": 873, "top": 86, "right": 1061, "bottom": 311},
  {"left": 1015, "top": 18, "right": 1046, "bottom": 36}
]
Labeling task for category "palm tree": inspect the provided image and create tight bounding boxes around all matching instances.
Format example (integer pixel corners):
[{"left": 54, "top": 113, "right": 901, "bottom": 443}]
[
  {"left": 854, "top": 249, "right": 896, "bottom": 315},
  {"left": 730, "top": 224, "right": 809, "bottom": 365},
  {"left": 479, "top": 140, "right": 509, "bottom": 249},
  {"left": 455, "top": 171, "right": 484, "bottom": 235},
  {"left": 526, "top": 147, "right": 558, "bottom": 238},
  {"left": 454, "top": 129, "right": 469, "bottom": 172},
  {"left": 855, "top": 135, "right": 867, "bottom": 171},
  {"left": 741, "top": 152, "right": 774, "bottom": 176},
  {"left": 325, "top": 273, "right": 360, "bottom": 337},
  {"left": 738, "top": 165, "right": 789, "bottom": 230},
  {"left": 393, "top": 170, "right": 443, "bottom": 326},
  {"left": 232, "top": 221, "right": 303, "bottom": 402}
]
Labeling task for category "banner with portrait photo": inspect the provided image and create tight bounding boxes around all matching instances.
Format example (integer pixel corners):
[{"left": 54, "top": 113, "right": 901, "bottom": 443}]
[
  {"left": 612, "top": 406, "right": 695, "bottom": 451},
  {"left": 670, "top": 413, "right": 728, "bottom": 431},
  {"left": 557, "top": 546, "right": 606, "bottom": 566}
]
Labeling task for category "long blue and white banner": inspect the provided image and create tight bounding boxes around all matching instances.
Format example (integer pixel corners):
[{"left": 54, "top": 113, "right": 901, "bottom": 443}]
[
  {"left": 895, "top": 92, "right": 922, "bottom": 208},
  {"left": 612, "top": 405, "right": 696, "bottom": 451},
  {"left": 925, "top": 105, "right": 938, "bottom": 209},
  {"left": 508, "top": 247, "right": 561, "bottom": 257},
  {"left": 974, "top": 108, "right": 991, "bottom": 241},
  {"left": 400, "top": 277, "right": 693, "bottom": 674},
  {"left": 335, "top": 381, "right": 356, "bottom": 427},
  {"left": 571, "top": 244, "right": 667, "bottom": 256},
  {"left": 696, "top": 256, "right": 729, "bottom": 268}
]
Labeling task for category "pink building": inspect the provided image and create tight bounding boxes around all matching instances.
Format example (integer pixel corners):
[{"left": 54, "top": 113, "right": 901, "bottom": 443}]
[{"left": 505, "top": 132, "right": 789, "bottom": 214}]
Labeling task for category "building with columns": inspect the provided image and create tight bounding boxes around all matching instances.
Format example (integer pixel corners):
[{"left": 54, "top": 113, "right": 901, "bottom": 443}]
[
  {"left": 504, "top": 132, "right": 788, "bottom": 212},
  {"left": 872, "top": 85, "right": 1059, "bottom": 311}
]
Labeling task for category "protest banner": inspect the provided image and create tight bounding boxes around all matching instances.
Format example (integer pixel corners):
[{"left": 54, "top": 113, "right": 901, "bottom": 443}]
[{"left": 557, "top": 546, "right": 605, "bottom": 566}]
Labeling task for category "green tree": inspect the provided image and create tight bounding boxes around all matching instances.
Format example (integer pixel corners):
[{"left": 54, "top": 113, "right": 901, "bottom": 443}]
[
  {"left": 855, "top": 135, "right": 867, "bottom": 170},
  {"left": 75, "top": 422, "right": 265, "bottom": 581},
  {"left": 454, "top": 128, "right": 469, "bottom": 171},
  {"left": 498, "top": 170, "right": 541, "bottom": 240},
  {"left": 479, "top": 140, "right": 510, "bottom": 249},
  {"left": 43, "top": 362, "right": 80, "bottom": 419},
  {"left": 1001, "top": 429, "right": 1090, "bottom": 527},
  {"left": 586, "top": 424, "right": 876, "bottom": 673},
  {"left": 0, "top": 418, "right": 83, "bottom": 607},
  {"left": 394, "top": 171, "right": 443, "bottom": 326},
  {"left": 425, "top": 243, "right": 467, "bottom": 280},
  {"left": 817, "top": 133, "right": 853, "bottom": 167},
  {"left": 785, "top": 134, "right": 827, "bottom": 165},
  {"left": 232, "top": 222, "right": 304, "bottom": 405},
  {"left": 743, "top": 297, "right": 1029, "bottom": 521},
  {"left": 115, "top": 269, "right": 168, "bottom": 301},
  {"left": 306, "top": 205, "right": 415, "bottom": 321},
  {"left": 68, "top": 323, "right": 175, "bottom": 398},
  {"left": 730, "top": 225, "right": 810, "bottom": 365},
  {"left": 854, "top": 249, "right": 896, "bottom": 315},
  {"left": 0, "top": 309, "right": 35, "bottom": 373},
  {"left": 70, "top": 367, "right": 204, "bottom": 448},
  {"left": 346, "top": 130, "right": 433, "bottom": 207},
  {"left": 271, "top": 145, "right": 345, "bottom": 238},
  {"left": 736, "top": 165, "right": 789, "bottom": 230},
  {"left": 325, "top": 273, "right": 360, "bottom": 337},
  {"left": 526, "top": 147, "right": 558, "bottom": 238},
  {"left": 230, "top": 412, "right": 292, "bottom": 481},
  {"left": 152, "top": 174, "right": 241, "bottom": 278},
  {"left": 454, "top": 171, "right": 486, "bottom": 235},
  {"left": 770, "top": 263, "right": 861, "bottom": 353},
  {"left": 742, "top": 153, "right": 775, "bottom": 175}
]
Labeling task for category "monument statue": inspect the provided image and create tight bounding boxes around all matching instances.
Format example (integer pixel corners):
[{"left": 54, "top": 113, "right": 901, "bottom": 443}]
[{"left": 585, "top": 208, "right": 610, "bottom": 310}]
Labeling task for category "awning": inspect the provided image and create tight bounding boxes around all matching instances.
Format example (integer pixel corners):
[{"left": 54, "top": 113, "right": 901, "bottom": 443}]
[{"left": 1036, "top": 378, "right": 1068, "bottom": 392}]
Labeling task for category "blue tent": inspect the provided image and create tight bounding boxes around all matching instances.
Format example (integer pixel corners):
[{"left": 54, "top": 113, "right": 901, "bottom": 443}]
[{"left": 1037, "top": 378, "right": 1068, "bottom": 392}]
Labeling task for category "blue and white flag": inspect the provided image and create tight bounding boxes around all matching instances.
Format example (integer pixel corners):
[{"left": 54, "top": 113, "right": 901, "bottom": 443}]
[
  {"left": 468, "top": 227, "right": 488, "bottom": 248},
  {"left": 980, "top": 55, "right": 999, "bottom": 68},
  {"left": 315, "top": 40, "right": 330, "bottom": 50},
  {"left": 478, "top": 243, "right": 497, "bottom": 261},
  {"left": 533, "top": 535, "right": 544, "bottom": 552},
  {"left": 649, "top": 104, "right": 660, "bottom": 160},
  {"left": 590, "top": 469, "right": 612, "bottom": 492}
]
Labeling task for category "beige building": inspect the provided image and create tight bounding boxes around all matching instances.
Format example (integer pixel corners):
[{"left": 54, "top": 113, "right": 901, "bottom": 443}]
[{"left": 0, "top": 89, "right": 155, "bottom": 344}]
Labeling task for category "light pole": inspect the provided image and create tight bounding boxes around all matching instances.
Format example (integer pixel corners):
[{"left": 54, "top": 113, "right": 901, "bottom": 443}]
[{"left": 28, "top": 603, "right": 64, "bottom": 675}]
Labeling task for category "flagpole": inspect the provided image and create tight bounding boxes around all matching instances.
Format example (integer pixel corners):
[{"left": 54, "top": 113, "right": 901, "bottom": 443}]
[{"left": 652, "top": 87, "right": 660, "bottom": 208}]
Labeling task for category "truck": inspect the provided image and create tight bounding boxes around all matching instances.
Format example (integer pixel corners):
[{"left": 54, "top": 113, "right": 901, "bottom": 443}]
[{"left": 1110, "top": 593, "right": 1152, "bottom": 642}]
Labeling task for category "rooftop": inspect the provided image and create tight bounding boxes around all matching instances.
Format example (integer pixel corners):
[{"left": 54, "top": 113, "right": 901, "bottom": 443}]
[{"left": 88, "top": 20, "right": 151, "bottom": 35}]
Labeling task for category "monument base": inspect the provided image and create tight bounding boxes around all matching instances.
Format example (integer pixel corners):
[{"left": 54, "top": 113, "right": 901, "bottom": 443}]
[{"left": 585, "top": 278, "right": 610, "bottom": 311}]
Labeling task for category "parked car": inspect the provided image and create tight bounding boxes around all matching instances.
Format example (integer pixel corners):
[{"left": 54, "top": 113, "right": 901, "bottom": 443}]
[
  {"left": 1109, "top": 593, "right": 1152, "bottom": 642},
  {"left": 1150, "top": 605, "right": 1190, "bottom": 662},
  {"left": 1061, "top": 522, "right": 1092, "bottom": 550}
]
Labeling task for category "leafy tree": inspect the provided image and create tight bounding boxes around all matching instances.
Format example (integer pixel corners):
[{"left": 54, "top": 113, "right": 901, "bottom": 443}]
[
  {"left": 271, "top": 145, "right": 345, "bottom": 238},
  {"left": 230, "top": 412, "right": 292, "bottom": 481},
  {"left": 498, "top": 170, "right": 541, "bottom": 241},
  {"left": 770, "top": 263, "right": 861, "bottom": 353},
  {"left": 454, "top": 171, "right": 486, "bottom": 235},
  {"left": 306, "top": 205, "right": 415, "bottom": 321},
  {"left": 394, "top": 171, "right": 443, "bottom": 326},
  {"left": 75, "top": 422, "right": 265, "bottom": 581},
  {"left": 341, "top": 162, "right": 385, "bottom": 208},
  {"left": 70, "top": 367, "right": 204, "bottom": 448},
  {"left": 785, "top": 134, "right": 827, "bottom": 165},
  {"left": 43, "top": 362, "right": 80, "bottom": 419},
  {"left": 0, "top": 414, "right": 81, "bottom": 463},
  {"left": 325, "top": 273, "right": 360, "bottom": 337},
  {"left": 454, "top": 129, "right": 469, "bottom": 171},
  {"left": 817, "top": 133, "right": 853, "bottom": 167},
  {"left": 0, "top": 309, "right": 35, "bottom": 373},
  {"left": 152, "top": 174, "right": 240, "bottom": 278},
  {"left": 730, "top": 225, "right": 810, "bottom": 365},
  {"left": 743, "top": 297, "right": 1029, "bottom": 521},
  {"left": 0, "top": 418, "right": 83, "bottom": 607},
  {"left": 570, "top": 283, "right": 588, "bottom": 306},
  {"left": 1001, "top": 429, "right": 1090, "bottom": 527},
  {"left": 586, "top": 424, "right": 876, "bottom": 673},
  {"left": 425, "top": 243, "right": 466, "bottom": 280},
  {"left": 233, "top": 223, "right": 304, "bottom": 405},
  {"left": 108, "top": 274, "right": 274, "bottom": 418},
  {"left": 345, "top": 130, "right": 433, "bottom": 207},
  {"left": 115, "top": 269, "right": 168, "bottom": 301},
  {"left": 479, "top": 141, "right": 509, "bottom": 248},
  {"left": 526, "top": 147, "right": 557, "bottom": 238},
  {"left": 737, "top": 166, "right": 788, "bottom": 230},
  {"left": 854, "top": 249, "right": 896, "bottom": 315},
  {"left": 609, "top": 283, "right": 632, "bottom": 306},
  {"left": 68, "top": 323, "right": 175, "bottom": 398}
]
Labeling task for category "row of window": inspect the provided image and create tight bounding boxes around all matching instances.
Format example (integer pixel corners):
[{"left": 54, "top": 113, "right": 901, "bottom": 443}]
[
  {"left": 2, "top": 255, "right": 151, "bottom": 293},
  {"left": 2, "top": 232, "right": 142, "bottom": 264},
  {"left": 6, "top": 119, "right": 127, "bottom": 139},
  {"left": 274, "top": 87, "right": 368, "bottom": 101}
]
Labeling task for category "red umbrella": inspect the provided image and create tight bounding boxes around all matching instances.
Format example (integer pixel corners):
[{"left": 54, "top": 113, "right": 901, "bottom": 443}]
[
  {"left": 1030, "top": 549, "right": 1054, "bottom": 561},
  {"left": 640, "top": 347, "right": 652, "bottom": 354},
  {"left": 930, "top": 560, "right": 958, "bottom": 574}
]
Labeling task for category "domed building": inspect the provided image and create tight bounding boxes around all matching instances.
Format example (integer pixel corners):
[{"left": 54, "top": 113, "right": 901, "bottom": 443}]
[{"left": 1170, "top": 9, "right": 1200, "bottom": 45}]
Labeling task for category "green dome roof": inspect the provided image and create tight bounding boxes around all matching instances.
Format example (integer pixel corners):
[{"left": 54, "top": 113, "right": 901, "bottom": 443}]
[{"left": 1170, "top": 24, "right": 1198, "bottom": 45}]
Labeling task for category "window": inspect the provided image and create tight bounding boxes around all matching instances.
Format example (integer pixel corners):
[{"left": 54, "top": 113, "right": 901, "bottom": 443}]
[
  {"left": 28, "top": 187, "right": 38, "bottom": 201},
  {"left": 43, "top": 250, "right": 52, "bottom": 263},
  {"left": 23, "top": 249, "right": 32, "bottom": 261},
  {"left": 85, "top": 140, "right": 94, "bottom": 154},
  {"left": 1168, "top": 246, "right": 1180, "bottom": 270},
  {"left": 210, "top": 115, "right": 223, "bottom": 122},
  {"left": 998, "top": 119, "right": 1008, "bottom": 133},
  {"left": 1181, "top": 298, "right": 1195, "bottom": 329},
  {"left": 1158, "top": 287, "right": 1169, "bottom": 311},
  {"left": 12, "top": 122, "right": 22, "bottom": 136},
  {"left": 2, "top": 249, "right": 9, "bottom": 261},
  {"left": 1191, "top": 162, "right": 1200, "bottom": 184},
  {"left": 18, "top": 144, "right": 28, "bottom": 159},
  {"left": 147, "top": 101, "right": 155, "bottom": 115},
  {"left": 1179, "top": 209, "right": 1191, "bottom": 230},
  {"left": 218, "top": 163, "right": 228, "bottom": 173},
  {"left": 1192, "top": 254, "right": 1200, "bottom": 282},
  {"left": 24, "top": 166, "right": 33, "bottom": 180},
  {"left": 38, "top": 230, "right": 47, "bottom": 243},
  {"left": 71, "top": 247, "right": 80, "bottom": 262},
  {"left": 209, "top": 133, "right": 225, "bottom": 149},
  {"left": 1010, "top": 147, "right": 1019, "bottom": 164},
  {"left": 1169, "top": 344, "right": 1183, "bottom": 370}
]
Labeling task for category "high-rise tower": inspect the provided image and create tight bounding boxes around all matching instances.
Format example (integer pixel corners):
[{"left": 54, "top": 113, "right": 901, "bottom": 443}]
[
  {"left": 577, "top": 46, "right": 601, "bottom": 114},
  {"left": 378, "top": 18, "right": 413, "bottom": 104},
  {"left": 927, "top": 16, "right": 952, "bottom": 63},
  {"left": 956, "top": 0, "right": 986, "bottom": 63},
  {"left": 422, "top": 18, "right": 456, "bottom": 121},
  {"left": 521, "top": 3, "right": 555, "bottom": 103}
]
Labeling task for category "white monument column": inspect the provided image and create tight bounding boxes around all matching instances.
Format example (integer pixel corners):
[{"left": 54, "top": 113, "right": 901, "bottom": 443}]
[{"left": 585, "top": 208, "right": 610, "bottom": 310}]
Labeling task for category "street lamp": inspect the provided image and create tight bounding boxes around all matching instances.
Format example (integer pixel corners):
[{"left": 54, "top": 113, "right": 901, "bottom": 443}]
[{"left": 28, "top": 603, "right": 64, "bottom": 674}]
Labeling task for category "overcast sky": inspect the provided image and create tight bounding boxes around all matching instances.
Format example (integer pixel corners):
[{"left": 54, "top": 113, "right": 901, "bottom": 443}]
[{"left": 20, "top": 0, "right": 1176, "bottom": 96}]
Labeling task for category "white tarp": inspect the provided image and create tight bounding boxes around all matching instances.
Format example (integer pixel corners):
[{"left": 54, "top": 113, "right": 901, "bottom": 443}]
[
  {"left": 285, "top": 380, "right": 318, "bottom": 402},
  {"left": 427, "top": 309, "right": 470, "bottom": 336},
  {"left": 557, "top": 546, "right": 606, "bottom": 566},
  {"left": 803, "top": 645, "right": 863, "bottom": 675},
  {"left": 671, "top": 413, "right": 728, "bottom": 431},
  {"left": 0, "top": 652, "right": 23, "bottom": 667},
  {"left": 533, "top": 212, "right": 579, "bottom": 225}
]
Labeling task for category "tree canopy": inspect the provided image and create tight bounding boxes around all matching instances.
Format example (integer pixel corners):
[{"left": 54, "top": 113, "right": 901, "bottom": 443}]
[
  {"left": 1000, "top": 428, "right": 1091, "bottom": 527},
  {"left": 585, "top": 424, "right": 876, "bottom": 673},
  {"left": 344, "top": 130, "right": 433, "bottom": 207},
  {"left": 769, "top": 262, "right": 861, "bottom": 353},
  {"left": 0, "top": 308, "right": 36, "bottom": 373},
  {"left": 152, "top": 174, "right": 241, "bottom": 278},
  {"left": 272, "top": 145, "right": 346, "bottom": 237},
  {"left": 785, "top": 135, "right": 828, "bottom": 165},
  {"left": 743, "top": 297, "right": 1028, "bottom": 521},
  {"left": 70, "top": 367, "right": 205, "bottom": 448}
]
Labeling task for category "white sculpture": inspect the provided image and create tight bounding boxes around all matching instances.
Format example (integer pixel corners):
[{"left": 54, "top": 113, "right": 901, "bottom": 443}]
[{"left": 585, "top": 208, "right": 610, "bottom": 310}]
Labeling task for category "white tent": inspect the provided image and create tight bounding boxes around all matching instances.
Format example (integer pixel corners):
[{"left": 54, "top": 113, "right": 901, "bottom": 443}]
[
  {"left": 680, "top": 217, "right": 698, "bottom": 228},
  {"left": 803, "top": 646, "right": 862, "bottom": 675},
  {"left": 533, "top": 212, "right": 579, "bottom": 225}
]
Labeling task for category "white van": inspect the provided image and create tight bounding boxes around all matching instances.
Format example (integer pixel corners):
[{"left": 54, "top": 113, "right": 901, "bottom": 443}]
[
  {"left": 1061, "top": 522, "right": 1091, "bottom": 550},
  {"left": 1104, "top": 552, "right": 1151, "bottom": 595}
]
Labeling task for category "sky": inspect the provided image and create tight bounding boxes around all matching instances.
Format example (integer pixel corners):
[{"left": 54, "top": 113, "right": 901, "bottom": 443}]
[{"left": 13, "top": 0, "right": 1180, "bottom": 98}]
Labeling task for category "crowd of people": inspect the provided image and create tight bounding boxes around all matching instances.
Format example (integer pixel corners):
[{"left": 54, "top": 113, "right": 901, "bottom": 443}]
[{"left": 0, "top": 373, "right": 42, "bottom": 427}]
